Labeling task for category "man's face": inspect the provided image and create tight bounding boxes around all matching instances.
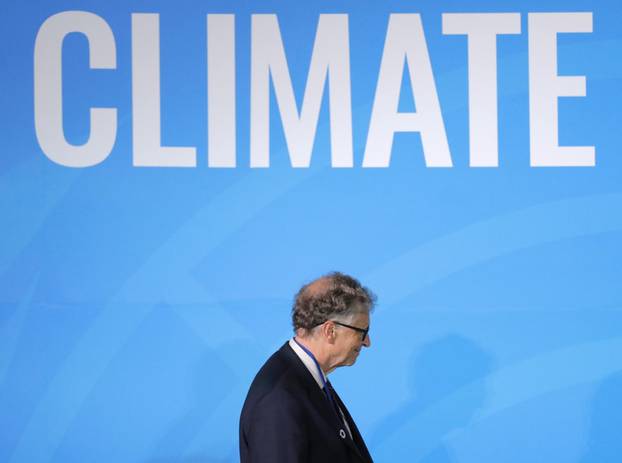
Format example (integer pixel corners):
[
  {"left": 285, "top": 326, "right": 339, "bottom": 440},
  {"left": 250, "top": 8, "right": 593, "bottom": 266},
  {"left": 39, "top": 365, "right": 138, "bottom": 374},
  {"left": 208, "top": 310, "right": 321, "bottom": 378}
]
[{"left": 332, "top": 311, "right": 371, "bottom": 368}]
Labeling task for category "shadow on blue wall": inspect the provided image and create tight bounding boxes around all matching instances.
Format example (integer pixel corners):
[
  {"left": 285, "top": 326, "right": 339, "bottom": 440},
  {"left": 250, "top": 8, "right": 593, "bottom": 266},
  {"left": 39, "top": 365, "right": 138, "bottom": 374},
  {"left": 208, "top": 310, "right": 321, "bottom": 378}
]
[
  {"left": 370, "top": 334, "right": 494, "bottom": 462},
  {"left": 580, "top": 370, "right": 622, "bottom": 462}
]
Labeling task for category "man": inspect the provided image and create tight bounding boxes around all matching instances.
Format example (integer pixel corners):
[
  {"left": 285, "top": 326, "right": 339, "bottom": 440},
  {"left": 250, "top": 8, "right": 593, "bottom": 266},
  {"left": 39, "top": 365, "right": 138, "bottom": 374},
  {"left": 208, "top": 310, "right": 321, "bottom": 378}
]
[{"left": 239, "top": 272, "right": 375, "bottom": 463}]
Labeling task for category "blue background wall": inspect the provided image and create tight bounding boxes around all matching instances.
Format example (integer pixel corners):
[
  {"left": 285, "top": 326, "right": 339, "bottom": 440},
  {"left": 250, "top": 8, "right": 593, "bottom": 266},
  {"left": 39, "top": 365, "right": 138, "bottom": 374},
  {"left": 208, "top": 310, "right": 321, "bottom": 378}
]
[{"left": 1, "top": 1, "right": 621, "bottom": 462}]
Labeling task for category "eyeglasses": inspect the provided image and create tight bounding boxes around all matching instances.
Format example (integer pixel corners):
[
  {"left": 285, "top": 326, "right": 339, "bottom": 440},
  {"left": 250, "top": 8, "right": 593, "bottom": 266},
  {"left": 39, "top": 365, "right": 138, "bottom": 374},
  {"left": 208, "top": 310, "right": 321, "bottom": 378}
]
[{"left": 330, "top": 320, "right": 369, "bottom": 342}]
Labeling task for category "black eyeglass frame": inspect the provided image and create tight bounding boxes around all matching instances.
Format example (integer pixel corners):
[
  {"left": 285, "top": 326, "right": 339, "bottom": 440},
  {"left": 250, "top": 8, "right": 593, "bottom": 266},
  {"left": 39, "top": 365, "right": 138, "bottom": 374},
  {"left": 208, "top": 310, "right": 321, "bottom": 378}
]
[{"left": 330, "top": 320, "right": 370, "bottom": 341}]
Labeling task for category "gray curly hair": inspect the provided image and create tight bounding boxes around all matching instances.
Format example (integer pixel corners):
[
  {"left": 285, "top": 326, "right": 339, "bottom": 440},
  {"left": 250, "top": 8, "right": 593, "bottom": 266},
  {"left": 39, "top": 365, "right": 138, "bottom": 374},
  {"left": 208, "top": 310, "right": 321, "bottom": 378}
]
[{"left": 292, "top": 272, "right": 376, "bottom": 332}]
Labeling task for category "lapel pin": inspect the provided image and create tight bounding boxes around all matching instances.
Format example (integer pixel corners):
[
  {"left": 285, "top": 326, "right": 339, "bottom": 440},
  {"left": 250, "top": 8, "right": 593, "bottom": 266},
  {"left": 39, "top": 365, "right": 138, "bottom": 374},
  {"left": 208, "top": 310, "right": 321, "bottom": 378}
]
[{"left": 339, "top": 429, "right": 346, "bottom": 439}]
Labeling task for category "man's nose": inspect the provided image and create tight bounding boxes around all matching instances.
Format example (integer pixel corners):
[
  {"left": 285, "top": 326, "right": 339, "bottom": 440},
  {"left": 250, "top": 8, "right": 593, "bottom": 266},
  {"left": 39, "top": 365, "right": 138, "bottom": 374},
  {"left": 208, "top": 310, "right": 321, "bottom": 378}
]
[{"left": 363, "top": 334, "right": 371, "bottom": 348}]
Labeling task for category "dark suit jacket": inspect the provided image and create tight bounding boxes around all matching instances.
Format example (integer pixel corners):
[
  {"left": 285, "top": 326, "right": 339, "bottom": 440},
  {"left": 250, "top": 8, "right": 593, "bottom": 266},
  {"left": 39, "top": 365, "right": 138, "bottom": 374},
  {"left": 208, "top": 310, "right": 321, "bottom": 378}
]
[{"left": 239, "top": 342, "right": 373, "bottom": 463}]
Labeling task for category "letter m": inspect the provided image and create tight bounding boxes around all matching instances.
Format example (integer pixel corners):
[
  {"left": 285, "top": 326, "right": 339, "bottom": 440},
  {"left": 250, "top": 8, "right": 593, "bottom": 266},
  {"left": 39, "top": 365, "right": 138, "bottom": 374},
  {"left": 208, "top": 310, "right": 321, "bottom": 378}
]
[{"left": 250, "top": 14, "right": 352, "bottom": 168}]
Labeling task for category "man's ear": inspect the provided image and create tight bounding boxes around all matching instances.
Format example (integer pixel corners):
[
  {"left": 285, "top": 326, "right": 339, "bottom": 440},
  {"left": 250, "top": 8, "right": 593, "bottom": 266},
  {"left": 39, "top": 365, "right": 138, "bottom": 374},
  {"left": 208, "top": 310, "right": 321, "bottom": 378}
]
[{"left": 322, "top": 321, "right": 337, "bottom": 344}]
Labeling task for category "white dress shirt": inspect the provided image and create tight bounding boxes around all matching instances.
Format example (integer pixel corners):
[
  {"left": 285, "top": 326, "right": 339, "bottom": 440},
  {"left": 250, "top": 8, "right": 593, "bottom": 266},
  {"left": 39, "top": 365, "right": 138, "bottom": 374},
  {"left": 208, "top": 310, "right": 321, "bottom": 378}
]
[{"left": 289, "top": 338, "right": 353, "bottom": 439}]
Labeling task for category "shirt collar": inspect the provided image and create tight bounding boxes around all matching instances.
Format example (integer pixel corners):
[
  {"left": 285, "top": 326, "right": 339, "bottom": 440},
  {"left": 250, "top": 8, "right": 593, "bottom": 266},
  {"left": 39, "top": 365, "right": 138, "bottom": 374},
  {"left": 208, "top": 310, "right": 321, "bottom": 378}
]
[{"left": 289, "top": 337, "right": 327, "bottom": 389}]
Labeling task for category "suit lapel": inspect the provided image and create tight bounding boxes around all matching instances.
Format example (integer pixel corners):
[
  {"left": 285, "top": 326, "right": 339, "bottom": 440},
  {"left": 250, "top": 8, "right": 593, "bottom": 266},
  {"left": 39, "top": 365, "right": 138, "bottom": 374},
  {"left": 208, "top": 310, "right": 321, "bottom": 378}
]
[
  {"left": 279, "top": 343, "right": 346, "bottom": 430},
  {"left": 279, "top": 343, "right": 373, "bottom": 463},
  {"left": 331, "top": 386, "right": 374, "bottom": 463}
]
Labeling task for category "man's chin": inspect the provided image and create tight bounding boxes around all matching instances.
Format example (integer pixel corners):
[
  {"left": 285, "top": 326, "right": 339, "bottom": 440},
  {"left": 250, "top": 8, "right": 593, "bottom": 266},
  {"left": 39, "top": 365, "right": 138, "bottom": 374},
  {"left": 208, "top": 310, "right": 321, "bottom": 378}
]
[{"left": 348, "top": 352, "right": 361, "bottom": 365}]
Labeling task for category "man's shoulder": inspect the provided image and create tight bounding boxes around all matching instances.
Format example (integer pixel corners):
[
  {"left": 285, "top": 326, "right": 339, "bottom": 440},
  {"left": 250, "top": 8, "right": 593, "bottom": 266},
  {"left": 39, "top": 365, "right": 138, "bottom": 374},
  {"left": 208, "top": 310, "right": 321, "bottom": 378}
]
[
  {"left": 249, "top": 342, "right": 305, "bottom": 389},
  {"left": 242, "top": 342, "right": 310, "bottom": 409}
]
